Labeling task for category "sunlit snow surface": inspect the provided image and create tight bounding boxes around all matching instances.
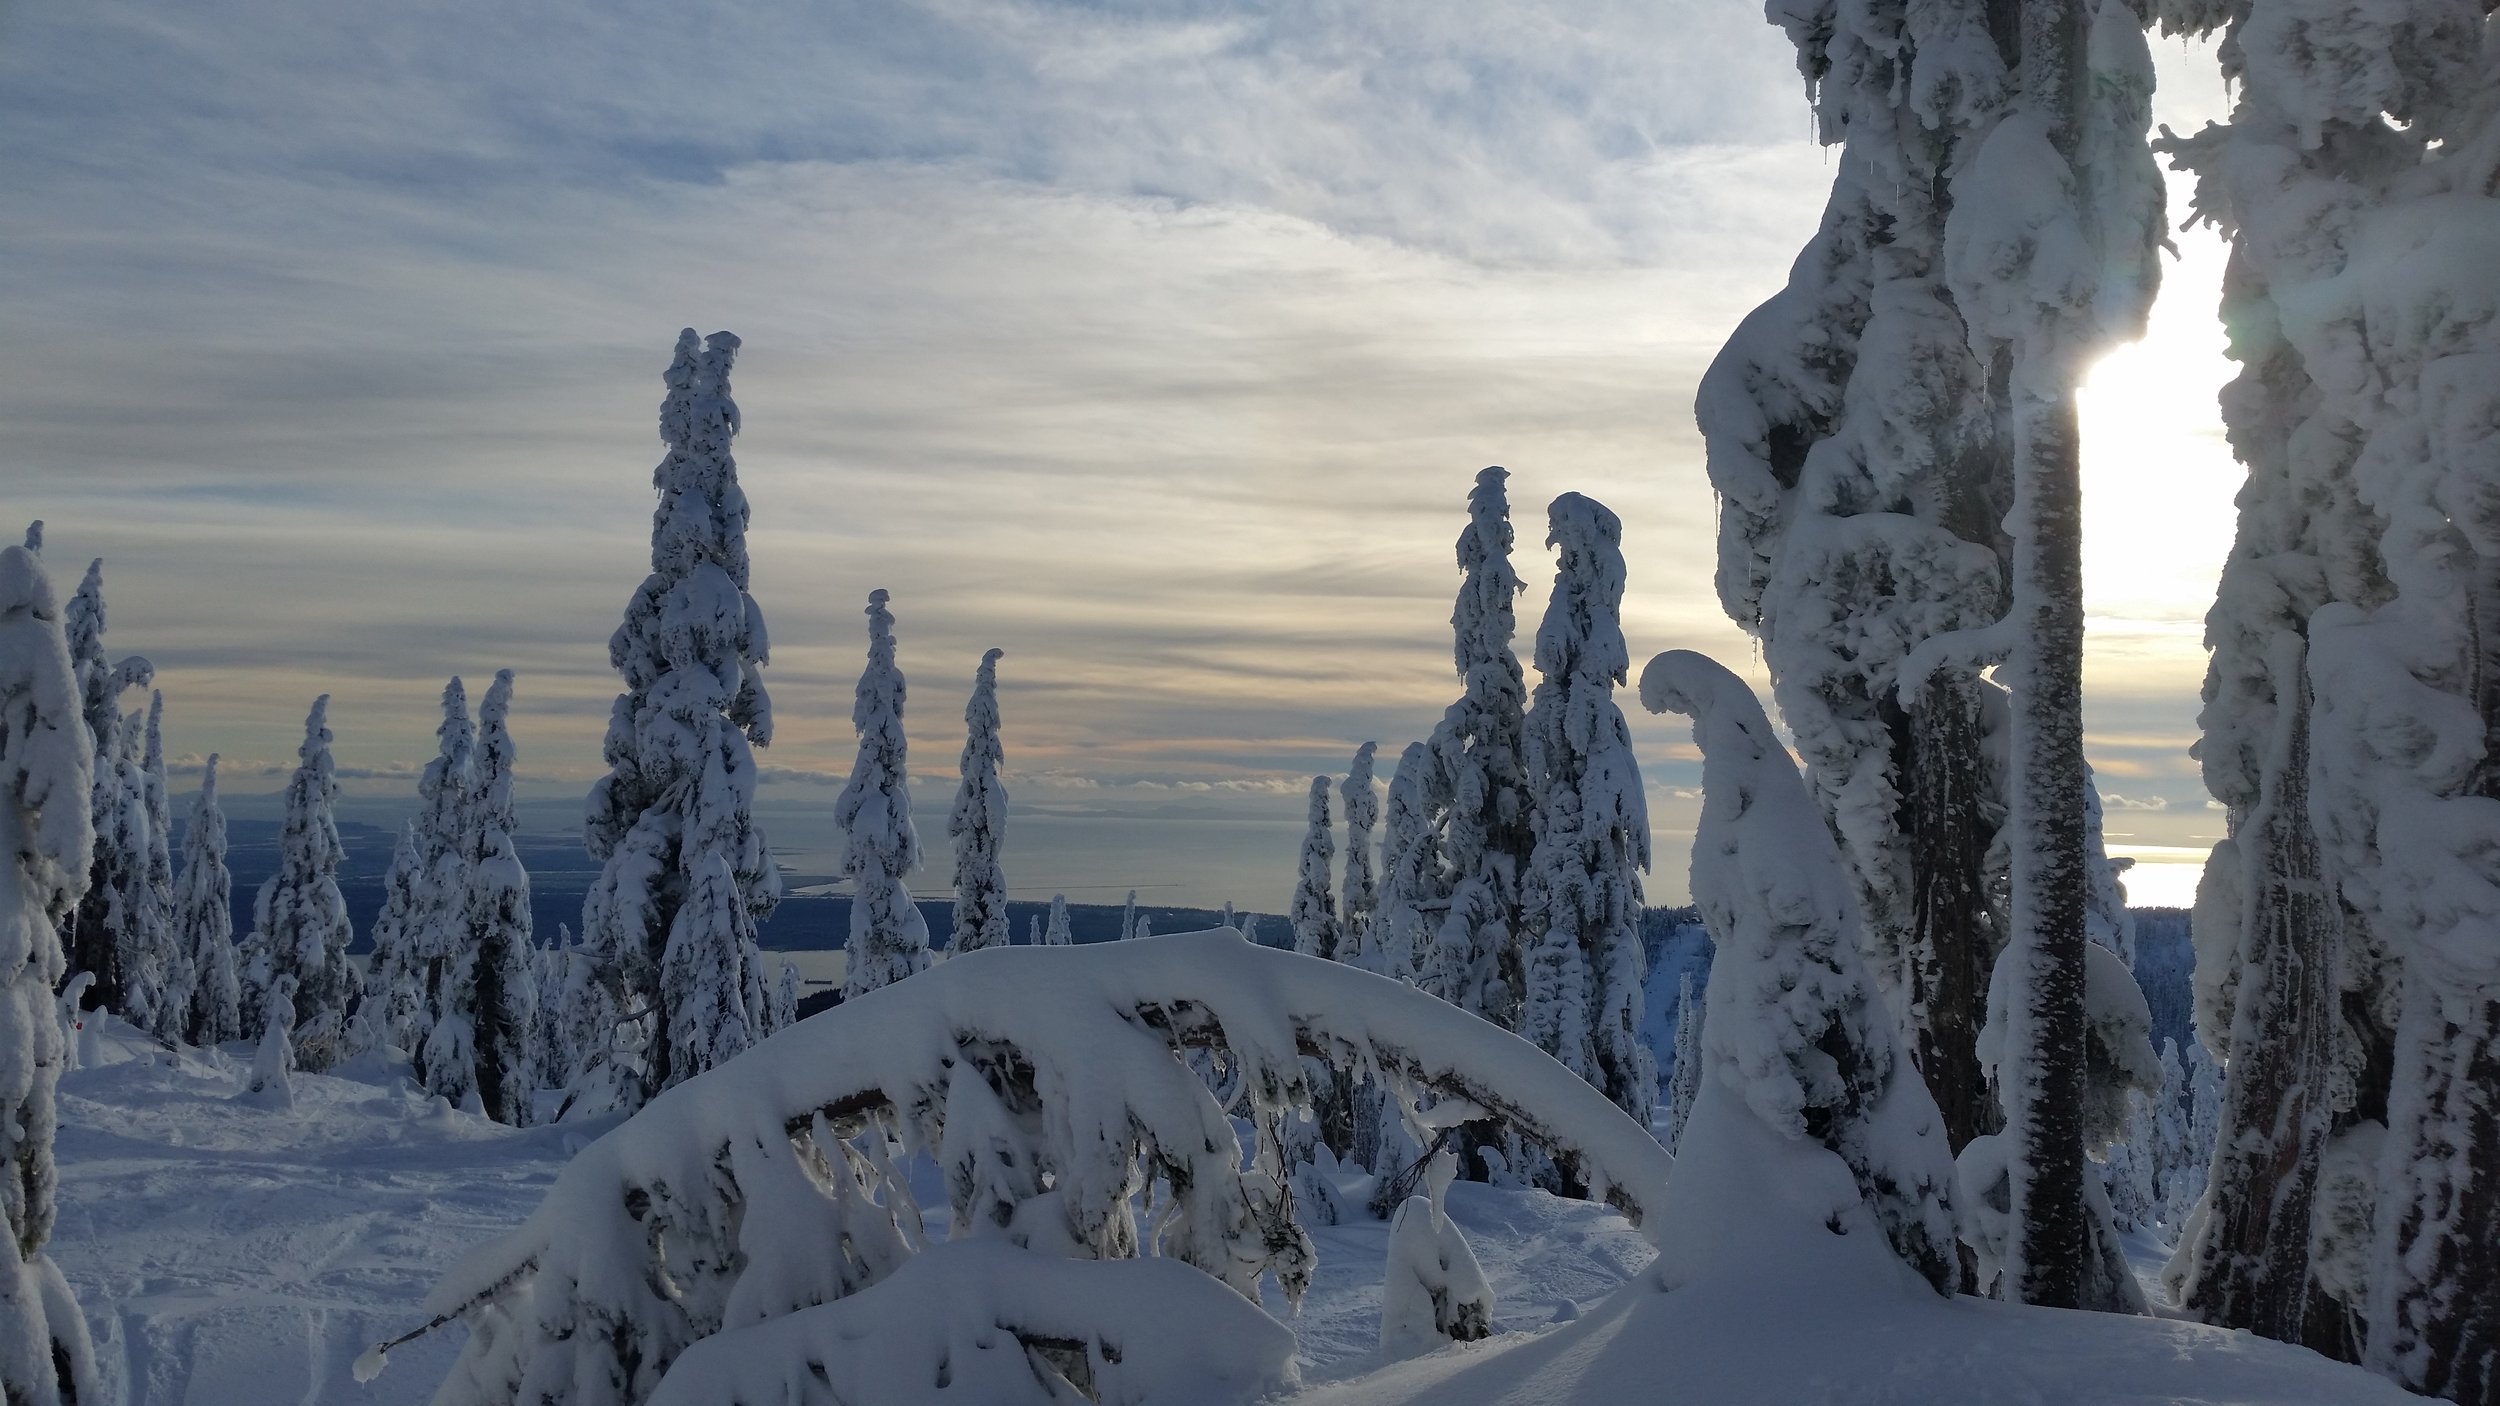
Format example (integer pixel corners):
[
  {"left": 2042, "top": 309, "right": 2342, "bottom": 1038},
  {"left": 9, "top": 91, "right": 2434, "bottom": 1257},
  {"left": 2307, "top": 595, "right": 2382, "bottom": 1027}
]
[{"left": 50, "top": 1017, "right": 2421, "bottom": 1405}]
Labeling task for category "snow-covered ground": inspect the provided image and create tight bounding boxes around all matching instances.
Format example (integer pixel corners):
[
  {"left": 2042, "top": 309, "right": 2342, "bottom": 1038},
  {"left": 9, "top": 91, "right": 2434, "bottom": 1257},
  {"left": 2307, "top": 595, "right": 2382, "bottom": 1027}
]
[
  {"left": 45, "top": 1017, "right": 1652, "bottom": 1405},
  {"left": 49, "top": 1022, "right": 582, "bottom": 1406},
  {"left": 48, "top": 1017, "right": 2420, "bottom": 1406}
]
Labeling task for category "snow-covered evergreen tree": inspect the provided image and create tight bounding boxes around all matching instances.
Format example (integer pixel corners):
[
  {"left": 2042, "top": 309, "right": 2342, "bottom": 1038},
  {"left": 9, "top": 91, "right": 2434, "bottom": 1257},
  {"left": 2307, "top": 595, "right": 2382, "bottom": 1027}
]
[
  {"left": 240, "top": 696, "right": 353, "bottom": 1069},
  {"left": 576, "top": 329, "right": 778, "bottom": 1108},
  {"left": 244, "top": 978, "right": 296, "bottom": 1110},
  {"left": 363, "top": 678, "right": 474, "bottom": 1059},
  {"left": 174, "top": 754, "right": 241, "bottom": 1046},
  {"left": 1043, "top": 893, "right": 1072, "bottom": 946},
  {"left": 1519, "top": 493, "right": 1653, "bottom": 1117},
  {"left": 1665, "top": 970, "right": 1704, "bottom": 1155},
  {"left": 136, "top": 689, "right": 188, "bottom": 1037},
  {"left": 2153, "top": 2, "right": 2499, "bottom": 1391},
  {"left": 1120, "top": 889, "right": 1138, "bottom": 943},
  {"left": 947, "top": 648, "right": 1009, "bottom": 956},
  {"left": 838, "top": 589, "right": 926, "bottom": 1000},
  {"left": 426, "top": 670, "right": 538, "bottom": 1125},
  {"left": 770, "top": 960, "right": 799, "bottom": 1031},
  {"left": 1424, "top": 467, "right": 1532, "bottom": 1029},
  {"left": 1372, "top": 741, "right": 1444, "bottom": 986},
  {"left": 0, "top": 540, "right": 107, "bottom": 1404},
  {"left": 61, "top": 555, "right": 154, "bottom": 1015},
  {"left": 1641, "top": 648, "right": 1959, "bottom": 1293},
  {"left": 1291, "top": 776, "right": 1340, "bottom": 961},
  {"left": 1378, "top": 1148, "right": 1493, "bottom": 1357},
  {"left": 532, "top": 924, "right": 575, "bottom": 1092},
  {"left": 1695, "top": 0, "right": 2019, "bottom": 1167},
  {"left": 1937, "top": 0, "right": 2163, "bottom": 1310},
  {"left": 103, "top": 696, "right": 176, "bottom": 1036},
  {"left": 551, "top": 923, "right": 622, "bottom": 1111},
  {"left": 1339, "top": 741, "right": 1380, "bottom": 965},
  {"left": 2174, "top": 640, "right": 2345, "bottom": 1341}
]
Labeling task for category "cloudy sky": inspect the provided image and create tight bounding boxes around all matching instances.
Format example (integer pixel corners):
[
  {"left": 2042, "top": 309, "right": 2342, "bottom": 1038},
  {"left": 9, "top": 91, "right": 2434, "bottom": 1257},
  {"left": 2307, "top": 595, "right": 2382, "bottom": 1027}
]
[{"left": 1, "top": 1, "right": 2238, "bottom": 909}]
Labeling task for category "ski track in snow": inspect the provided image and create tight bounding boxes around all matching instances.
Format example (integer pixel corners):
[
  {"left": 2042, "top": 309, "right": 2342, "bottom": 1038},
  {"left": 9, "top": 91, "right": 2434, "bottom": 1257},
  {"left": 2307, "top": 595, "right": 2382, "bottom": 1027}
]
[
  {"left": 50, "top": 1026, "right": 583, "bottom": 1406},
  {"left": 47, "top": 1020, "right": 1656, "bottom": 1404}
]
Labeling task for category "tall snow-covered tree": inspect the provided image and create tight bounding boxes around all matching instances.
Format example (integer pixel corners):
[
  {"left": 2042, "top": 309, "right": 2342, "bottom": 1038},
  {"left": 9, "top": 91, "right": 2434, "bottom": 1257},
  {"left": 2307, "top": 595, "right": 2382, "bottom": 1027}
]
[
  {"left": 1936, "top": 0, "right": 2162, "bottom": 1310},
  {"left": 1641, "top": 648, "right": 1959, "bottom": 1293},
  {"left": 1291, "top": 776, "right": 1340, "bottom": 961},
  {"left": 2153, "top": 4, "right": 2500, "bottom": 1392},
  {"left": 1696, "top": 0, "right": 2018, "bottom": 1165},
  {"left": 363, "top": 679, "right": 475, "bottom": 1058},
  {"left": 426, "top": 670, "right": 538, "bottom": 1125},
  {"left": 770, "top": 960, "right": 799, "bottom": 1031},
  {"left": 947, "top": 648, "right": 1009, "bottom": 955},
  {"left": 838, "top": 589, "right": 927, "bottom": 1001},
  {"left": 1339, "top": 741, "right": 1380, "bottom": 965},
  {"left": 1043, "top": 893, "right": 1072, "bottom": 946},
  {"left": 241, "top": 696, "right": 354, "bottom": 1069},
  {"left": 102, "top": 696, "right": 176, "bottom": 1036},
  {"left": 551, "top": 924, "right": 622, "bottom": 1111},
  {"left": 1373, "top": 741, "right": 1445, "bottom": 986},
  {"left": 174, "top": 754, "right": 241, "bottom": 1046},
  {"left": 1665, "top": 970, "right": 1704, "bottom": 1155},
  {"left": 0, "top": 541, "right": 107, "bottom": 1404},
  {"left": 136, "top": 689, "right": 187, "bottom": 1037},
  {"left": 1519, "top": 493, "right": 1653, "bottom": 1117},
  {"left": 61, "top": 555, "right": 154, "bottom": 1014},
  {"left": 577, "top": 329, "right": 778, "bottom": 1108},
  {"left": 1120, "top": 889, "right": 1139, "bottom": 943},
  {"left": 1424, "top": 467, "right": 1532, "bottom": 1029}
]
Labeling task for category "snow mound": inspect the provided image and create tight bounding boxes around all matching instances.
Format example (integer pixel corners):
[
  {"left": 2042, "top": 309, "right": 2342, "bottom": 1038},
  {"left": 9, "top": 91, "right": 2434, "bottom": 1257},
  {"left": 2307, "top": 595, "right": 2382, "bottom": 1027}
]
[{"left": 650, "top": 1237, "right": 1297, "bottom": 1406}]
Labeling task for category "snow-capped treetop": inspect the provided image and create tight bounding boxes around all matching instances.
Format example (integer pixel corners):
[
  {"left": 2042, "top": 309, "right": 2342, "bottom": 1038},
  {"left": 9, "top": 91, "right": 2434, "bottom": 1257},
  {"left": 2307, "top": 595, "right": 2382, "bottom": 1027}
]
[
  {"left": 0, "top": 542, "right": 96, "bottom": 937},
  {"left": 420, "top": 676, "right": 475, "bottom": 862},
  {"left": 947, "top": 648, "right": 1010, "bottom": 955},
  {"left": 64, "top": 558, "right": 153, "bottom": 759},
  {"left": 1339, "top": 741, "right": 1380, "bottom": 963},
  {"left": 141, "top": 690, "right": 170, "bottom": 882},
  {"left": 838, "top": 589, "right": 928, "bottom": 999},
  {"left": 838, "top": 589, "right": 915, "bottom": 885},
  {"left": 1372, "top": 741, "right": 1445, "bottom": 983},
  {"left": 1641, "top": 648, "right": 1959, "bottom": 1294},
  {"left": 20, "top": 520, "right": 38, "bottom": 554},
  {"left": 0, "top": 540, "right": 107, "bottom": 1406},
  {"left": 1044, "top": 893, "right": 1072, "bottom": 946},
  {"left": 1291, "top": 775, "right": 1340, "bottom": 961},
  {"left": 1533, "top": 494, "right": 1633, "bottom": 699},
  {"left": 588, "top": 327, "right": 774, "bottom": 870},
  {"left": 470, "top": 670, "right": 518, "bottom": 846}
]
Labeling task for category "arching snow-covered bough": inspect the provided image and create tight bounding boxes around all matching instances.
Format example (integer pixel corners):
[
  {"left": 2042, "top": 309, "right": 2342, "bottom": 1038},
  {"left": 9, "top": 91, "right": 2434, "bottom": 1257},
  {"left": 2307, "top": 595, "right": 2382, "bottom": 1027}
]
[{"left": 379, "top": 931, "right": 1676, "bottom": 1405}]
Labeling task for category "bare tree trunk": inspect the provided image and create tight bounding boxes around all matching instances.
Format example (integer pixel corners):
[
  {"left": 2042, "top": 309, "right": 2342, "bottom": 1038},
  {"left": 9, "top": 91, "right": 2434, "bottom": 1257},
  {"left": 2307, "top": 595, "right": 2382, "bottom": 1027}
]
[{"left": 1906, "top": 671, "right": 2005, "bottom": 1159}]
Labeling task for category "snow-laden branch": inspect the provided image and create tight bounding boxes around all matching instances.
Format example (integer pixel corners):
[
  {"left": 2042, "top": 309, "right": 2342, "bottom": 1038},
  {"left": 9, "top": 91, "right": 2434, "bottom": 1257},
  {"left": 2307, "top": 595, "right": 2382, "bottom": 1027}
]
[{"left": 414, "top": 930, "right": 1673, "bottom": 1405}]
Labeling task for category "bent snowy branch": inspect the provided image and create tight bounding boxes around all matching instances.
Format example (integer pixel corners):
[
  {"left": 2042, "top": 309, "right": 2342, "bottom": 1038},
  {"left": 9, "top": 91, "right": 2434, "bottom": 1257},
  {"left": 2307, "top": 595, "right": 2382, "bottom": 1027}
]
[{"left": 416, "top": 931, "right": 1673, "bottom": 1406}]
